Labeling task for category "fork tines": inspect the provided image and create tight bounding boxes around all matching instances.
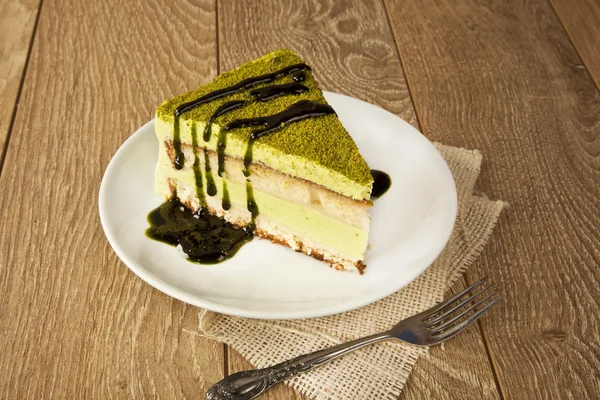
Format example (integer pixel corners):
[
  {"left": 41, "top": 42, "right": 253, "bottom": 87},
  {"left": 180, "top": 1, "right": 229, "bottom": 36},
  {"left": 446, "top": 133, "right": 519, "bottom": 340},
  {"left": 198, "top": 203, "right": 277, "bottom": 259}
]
[{"left": 423, "top": 277, "right": 502, "bottom": 338}]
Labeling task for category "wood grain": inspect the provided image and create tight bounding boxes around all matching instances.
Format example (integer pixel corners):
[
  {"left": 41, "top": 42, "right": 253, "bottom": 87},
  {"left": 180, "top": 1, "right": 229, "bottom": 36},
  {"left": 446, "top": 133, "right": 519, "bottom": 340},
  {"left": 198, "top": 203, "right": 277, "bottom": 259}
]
[
  {"left": 385, "top": 0, "right": 600, "bottom": 398},
  {"left": 550, "top": 0, "right": 600, "bottom": 90},
  {"left": 0, "top": 0, "right": 222, "bottom": 397},
  {"left": 0, "top": 0, "right": 41, "bottom": 164},
  {"left": 218, "top": 1, "right": 500, "bottom": 399}
]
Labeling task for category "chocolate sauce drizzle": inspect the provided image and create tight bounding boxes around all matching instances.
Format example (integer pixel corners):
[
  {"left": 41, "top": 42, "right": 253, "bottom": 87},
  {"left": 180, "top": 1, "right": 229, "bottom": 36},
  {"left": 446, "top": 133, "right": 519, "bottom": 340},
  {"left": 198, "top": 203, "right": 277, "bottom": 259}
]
[
  {"left": 370, "top": 170, "right": 392, "bottom": 199},
  {"left": 292, "top": 70, "right": 306, "bottom": 82},
  {"left": 174, "top": 63, "right": 310, "bottom": 118},
  {"left": 204, "top": 148, "right": 217, "bottom": 196},
  {"left": 249, "top": 82, "right": 309, "bottom": 102},
  {"left": 221, "top": 181, "right": 231, "bottom": 211},
  {"left": 173, "top": 117, "right": 184, "bottom": 169},
  {"left": 203, "top": 100, "right": 246, "bottom": 142},
  {"left": 190, "top": 123, "right": 205, "bottom": 207},
  {"left": 145, "top": 197, "right": 253, "bottom": 264},
  {"left": 245, "top": 181, "right": 259, "bottom": 231},
  {"left": 225, "top": 100, "right": 335, "bottom": 140}
]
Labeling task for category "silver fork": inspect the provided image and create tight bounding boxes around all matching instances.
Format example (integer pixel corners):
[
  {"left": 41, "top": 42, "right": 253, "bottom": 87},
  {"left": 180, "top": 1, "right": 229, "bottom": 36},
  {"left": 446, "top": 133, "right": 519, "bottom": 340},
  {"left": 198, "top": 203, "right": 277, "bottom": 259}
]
[{"left": 207, "top": 277, "right": 502, "bottom": 400}]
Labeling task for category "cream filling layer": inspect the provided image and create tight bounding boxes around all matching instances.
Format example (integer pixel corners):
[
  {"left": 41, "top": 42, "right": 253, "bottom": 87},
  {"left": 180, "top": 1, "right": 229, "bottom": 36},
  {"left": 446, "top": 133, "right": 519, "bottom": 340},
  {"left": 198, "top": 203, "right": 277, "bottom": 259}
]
[{"left": 156, "top": 144, "right": 368, "bottom": 260}]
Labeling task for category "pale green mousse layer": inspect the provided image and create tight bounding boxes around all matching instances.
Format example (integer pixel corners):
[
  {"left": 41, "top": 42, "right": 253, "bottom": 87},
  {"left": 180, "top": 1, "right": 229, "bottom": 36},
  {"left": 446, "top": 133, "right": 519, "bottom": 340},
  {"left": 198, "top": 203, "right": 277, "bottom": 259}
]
[
  {"left": 155, "top": 147, "right": 368, "bottom": 260},
  {"left": 155, "top": 49, "right": 373, "bottom": 200}
]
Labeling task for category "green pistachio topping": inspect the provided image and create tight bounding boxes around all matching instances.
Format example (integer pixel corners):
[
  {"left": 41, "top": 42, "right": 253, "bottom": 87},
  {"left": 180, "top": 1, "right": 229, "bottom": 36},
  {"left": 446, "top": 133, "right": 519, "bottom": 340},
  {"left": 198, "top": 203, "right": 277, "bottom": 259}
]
[{"left": 156, "top": 49, "right": 373, "bottom": 189}]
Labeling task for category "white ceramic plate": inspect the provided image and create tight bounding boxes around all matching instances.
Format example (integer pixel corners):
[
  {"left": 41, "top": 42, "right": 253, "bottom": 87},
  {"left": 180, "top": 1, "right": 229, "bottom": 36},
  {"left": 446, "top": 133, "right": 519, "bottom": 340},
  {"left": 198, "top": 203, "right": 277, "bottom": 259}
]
[{"left": 99, "top": 92, "right": 457, "bottom": 320}]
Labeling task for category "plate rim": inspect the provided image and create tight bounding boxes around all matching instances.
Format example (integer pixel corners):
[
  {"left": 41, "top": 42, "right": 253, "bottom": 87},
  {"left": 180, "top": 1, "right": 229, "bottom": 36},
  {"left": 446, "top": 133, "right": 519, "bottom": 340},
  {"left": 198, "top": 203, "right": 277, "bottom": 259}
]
[{"left": 98, "top": 91, "right": 457, "bottom": 320}]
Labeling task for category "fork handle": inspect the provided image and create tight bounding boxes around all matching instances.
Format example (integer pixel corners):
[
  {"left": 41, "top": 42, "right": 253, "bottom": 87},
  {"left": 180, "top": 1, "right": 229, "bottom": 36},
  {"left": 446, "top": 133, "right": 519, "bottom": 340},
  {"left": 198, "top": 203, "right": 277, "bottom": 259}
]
[{"left": 206, "top": 332, "right": 391, "bottom": 400}]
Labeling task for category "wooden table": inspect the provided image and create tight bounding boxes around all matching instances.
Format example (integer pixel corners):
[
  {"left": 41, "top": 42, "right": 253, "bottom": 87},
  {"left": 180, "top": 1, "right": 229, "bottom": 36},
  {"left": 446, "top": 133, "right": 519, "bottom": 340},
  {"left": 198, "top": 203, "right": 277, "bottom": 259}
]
[{"left": 1, "top": 0, "right": 599, "bottom": 398}]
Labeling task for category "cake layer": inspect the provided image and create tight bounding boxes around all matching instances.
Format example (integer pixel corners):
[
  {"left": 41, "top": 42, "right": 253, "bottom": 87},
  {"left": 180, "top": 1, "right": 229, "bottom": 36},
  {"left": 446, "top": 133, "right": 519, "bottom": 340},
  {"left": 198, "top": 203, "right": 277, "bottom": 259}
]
[
  {"left": 169, "top": 179, "right": 365, "bottom": 272},
  {"left": 160, "top": 141, "right": 371, "bottom": 230},
  {"left": 156, "top": 140, "right": 368, "bottom": 262},
  {"left": 155, "top": 117, "right": 371, "bottom": 200},
  {"left": 155, "top": 49, "right": 373, "bottom": 200},
  {"left": 156, "top": 167, "right": 368, "bottom": 262}
]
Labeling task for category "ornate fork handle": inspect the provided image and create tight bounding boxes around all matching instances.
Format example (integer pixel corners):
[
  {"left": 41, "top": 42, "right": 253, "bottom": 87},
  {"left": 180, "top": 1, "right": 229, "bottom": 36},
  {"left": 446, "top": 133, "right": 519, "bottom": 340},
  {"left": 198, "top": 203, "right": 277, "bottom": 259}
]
[{"left": 206, "top": 332, "right": 391, "bottom": 400}]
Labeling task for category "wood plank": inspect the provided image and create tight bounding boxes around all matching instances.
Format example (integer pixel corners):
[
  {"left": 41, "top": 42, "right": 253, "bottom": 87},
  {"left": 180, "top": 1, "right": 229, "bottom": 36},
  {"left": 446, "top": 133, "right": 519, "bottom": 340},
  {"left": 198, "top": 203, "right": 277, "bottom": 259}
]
[
  {"left": 385, "top": 0, "right": 600, "bottom": 398},
  {"left": 0, "top": 0, "right": 223, "bottom": 397},
  {"left": 0, "top": 0, "right": 41, "bottom": 164},
  {"left": 550, "top": 0, "right": 600, "bottom": 89},
  {"left": 218, "top": 1, "right": 500, "bottom": 398}
]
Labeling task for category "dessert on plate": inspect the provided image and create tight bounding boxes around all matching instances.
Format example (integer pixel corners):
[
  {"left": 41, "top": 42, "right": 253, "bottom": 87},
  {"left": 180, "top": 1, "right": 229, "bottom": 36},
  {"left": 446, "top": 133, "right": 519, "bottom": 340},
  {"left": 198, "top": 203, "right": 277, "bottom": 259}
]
[{"left": 153, "top": 49, "right": 374, "bottom": 272}]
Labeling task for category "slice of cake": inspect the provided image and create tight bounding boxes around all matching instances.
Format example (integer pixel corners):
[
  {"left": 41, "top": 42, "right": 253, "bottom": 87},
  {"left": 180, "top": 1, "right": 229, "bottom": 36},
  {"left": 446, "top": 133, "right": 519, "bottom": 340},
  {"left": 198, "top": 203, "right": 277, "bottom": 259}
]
[{"left": 154, "top": 49, "right": 373, "bottom": 272}]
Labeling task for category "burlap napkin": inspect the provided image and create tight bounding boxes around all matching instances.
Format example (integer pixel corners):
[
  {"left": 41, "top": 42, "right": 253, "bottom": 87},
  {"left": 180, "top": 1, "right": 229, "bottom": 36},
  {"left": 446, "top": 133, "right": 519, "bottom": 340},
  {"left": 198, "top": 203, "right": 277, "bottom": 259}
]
[{"left": 196, "top": 143, "right": 506, "bottom": 399}]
